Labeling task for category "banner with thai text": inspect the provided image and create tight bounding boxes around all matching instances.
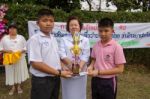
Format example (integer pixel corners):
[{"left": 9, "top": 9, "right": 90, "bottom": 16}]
[{"left": 28, "top": 21, "right": 150, "bottom": 48}]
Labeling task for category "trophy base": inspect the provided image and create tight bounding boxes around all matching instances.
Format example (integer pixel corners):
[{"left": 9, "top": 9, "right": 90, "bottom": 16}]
[{"left": 72, "top": 63, "right": 80, "bottom": 76}]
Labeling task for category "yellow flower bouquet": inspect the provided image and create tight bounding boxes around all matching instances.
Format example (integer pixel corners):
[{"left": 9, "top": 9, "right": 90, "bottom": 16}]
[{"left": 3, "top": 51, "right": 22, "bottom": 65}]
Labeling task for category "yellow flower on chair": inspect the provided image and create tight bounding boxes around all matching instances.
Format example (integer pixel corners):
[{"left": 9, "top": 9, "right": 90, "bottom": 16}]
[{"left": 3, "top": 51, "right": 22, "bottom": 65}]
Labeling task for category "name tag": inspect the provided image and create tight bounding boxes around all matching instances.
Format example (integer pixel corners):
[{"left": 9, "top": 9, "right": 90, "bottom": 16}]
[{"left": 41, "top": 41, "right": 49, "bottom": 47}]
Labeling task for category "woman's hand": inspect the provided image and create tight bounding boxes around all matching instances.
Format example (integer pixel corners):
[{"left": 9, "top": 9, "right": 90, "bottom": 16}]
[
  {"left": 21, "top": 50, "right": 26, "bottom": 53},
  {"left": 78, "top": 60, "right": 86, "bottom": 72},
  {"left": 3, "top": 50, "right": 13, "bottom": 53},
  {"left": 79, "top": 64, "right": 83, "bottom": 72},
  {"left": 62, "top": 65, "right": 72, "bottom": 71},
  {"left": 61, "top": 61, "right": 72, "bottom": 72}
]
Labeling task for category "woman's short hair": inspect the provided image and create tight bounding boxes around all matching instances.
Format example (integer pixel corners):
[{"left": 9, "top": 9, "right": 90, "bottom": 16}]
[{"left": 66, "top": 16, "right": 83, "bottom": 32}]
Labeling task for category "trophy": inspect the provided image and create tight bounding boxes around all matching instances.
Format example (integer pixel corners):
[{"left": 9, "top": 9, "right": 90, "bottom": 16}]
[{"left": 70, "top": 32, "right": 81, "bottom": 75}]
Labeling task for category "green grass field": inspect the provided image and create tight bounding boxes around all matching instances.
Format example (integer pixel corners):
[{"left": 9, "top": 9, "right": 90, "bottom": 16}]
[{"left": 0, "top": 65, "right": 150, "bottom": 99}]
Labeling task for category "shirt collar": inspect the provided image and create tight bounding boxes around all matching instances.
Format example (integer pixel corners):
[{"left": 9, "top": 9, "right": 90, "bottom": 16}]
[
  {"left": 38, "top": 30, "right": 53, "bottom": 38},
  {"left": 66, "top": 33, "right": 84, "bottom": 42},
  {"left": 99, "top": 39, "right": 115, "bottom": 47}
]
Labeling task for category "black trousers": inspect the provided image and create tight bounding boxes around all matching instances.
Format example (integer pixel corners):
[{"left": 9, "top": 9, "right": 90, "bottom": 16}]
[
  {"left": 91, "top": 77, "right": 117, "bottom": 99},
  {"left": 31, "top": 75, "right": 60, "bottom": 99}
]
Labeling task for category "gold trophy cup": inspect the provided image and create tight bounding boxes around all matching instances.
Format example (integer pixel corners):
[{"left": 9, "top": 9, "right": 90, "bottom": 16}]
[{"left": 71, "top": 33, "right": 81, "bottom": 75}]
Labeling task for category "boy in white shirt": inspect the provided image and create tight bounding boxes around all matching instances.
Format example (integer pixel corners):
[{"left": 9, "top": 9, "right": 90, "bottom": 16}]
[{"left": 27, "top": 9, "right": 72, "bottom": 99}]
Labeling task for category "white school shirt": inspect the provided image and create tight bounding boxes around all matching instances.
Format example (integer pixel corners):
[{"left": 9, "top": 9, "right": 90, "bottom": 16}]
[
  {"left": 59, "top": 34, "right": 90, "bottom": 63},
  {"left": 27, "top": 31, "right": 61, "bottom": 77},
  {"left": 0, "top": 35, "right": 26, "bottom": 52}
]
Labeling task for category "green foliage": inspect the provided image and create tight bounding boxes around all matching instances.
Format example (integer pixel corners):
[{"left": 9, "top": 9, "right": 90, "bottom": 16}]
[
  {"left": 1, "top": 0, "right": 150, "bottom": 12},
  {"left": 3, "top": 4, "right": 150, "bottom": 67},
  {"left": 114, "top": 0, "right": 150, "bottom": 11},
  {"left": 0, "top": 0, "right": 80, "bottom": 12},
  {"left": 114, "top": 0, "right": 138, "bottom": 10}
]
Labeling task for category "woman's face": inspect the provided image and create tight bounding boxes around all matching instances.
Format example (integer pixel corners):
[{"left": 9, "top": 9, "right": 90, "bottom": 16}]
[
  {"left": 69, "top": 19, "right": 80, "bottom": 34},
  {"left": 9, "top": 27, "right": 17, "bottom": 36}
]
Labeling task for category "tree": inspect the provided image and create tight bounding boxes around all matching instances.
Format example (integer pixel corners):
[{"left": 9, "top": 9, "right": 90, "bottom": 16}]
[
  {"left": 86, "top": 0, "right": 92, "bottom": 11},
  {"left": 35, "top": 0, "right": 80, "bottom": 12}
]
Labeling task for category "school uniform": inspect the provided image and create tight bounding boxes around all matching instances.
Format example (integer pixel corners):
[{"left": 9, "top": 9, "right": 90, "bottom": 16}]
[
  {"left": 91, "top": 39, "right": 126, "bottom": 99},
  {"left": 27, "top": 30, "right": 61, "bottom": 99},
  {"left": 59, "top": 34, "right": 90, "bottom": 99},
  {"left": 0, "top": 35, "right": 29, "bottom": 85}
]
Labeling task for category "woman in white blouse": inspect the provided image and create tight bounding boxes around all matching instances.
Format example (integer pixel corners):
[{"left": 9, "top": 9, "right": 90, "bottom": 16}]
[
  {"left": 0, "top": 24, "right": 29, "bottom": 95},
  {"left": 59, "top": 16, "right": 90, "bottom": 99}
]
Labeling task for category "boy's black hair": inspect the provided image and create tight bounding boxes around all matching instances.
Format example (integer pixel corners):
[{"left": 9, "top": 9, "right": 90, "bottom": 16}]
[
  {"left": 37, "top": 8, "right": 54, "bottom": 20},
  {"left": 98, "top": 18, "right": 114, "bottom": 28}
]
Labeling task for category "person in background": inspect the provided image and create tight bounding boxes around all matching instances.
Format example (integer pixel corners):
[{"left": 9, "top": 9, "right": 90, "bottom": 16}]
[{"left": 0, "top": 23, "right": 29, "bottom": 95}]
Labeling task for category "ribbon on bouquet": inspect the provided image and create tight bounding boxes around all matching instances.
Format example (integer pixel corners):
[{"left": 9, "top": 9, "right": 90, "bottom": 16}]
[{"left": 3, "top": 51, "right": 22, "bottom": 65}]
